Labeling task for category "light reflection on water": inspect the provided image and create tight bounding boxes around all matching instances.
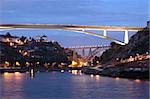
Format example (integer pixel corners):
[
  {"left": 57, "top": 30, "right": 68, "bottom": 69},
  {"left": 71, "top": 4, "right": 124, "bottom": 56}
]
[{"left": 0, "top": 72, "right": 149, "bottom": 99}]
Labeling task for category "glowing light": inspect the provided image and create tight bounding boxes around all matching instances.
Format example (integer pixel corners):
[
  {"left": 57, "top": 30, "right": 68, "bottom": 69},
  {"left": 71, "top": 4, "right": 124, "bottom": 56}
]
[
  {"left": 95, "top": 75, "right": 100, "bottom": 78},
  {"left": 71, "top": 70, "right": 78, "bottom": 75},
  {"left": 16, "top": 61, "right": 20, "bottom": 66},
  {"left": 14, "top": 72, "right": 21, "bottom": 76},
  {"left": 134, "top": 79, "right": 141, "bottom": 83},
  {"left": 23, "top": 52, "right": 28, "bottom": 56},
  {"left": 61, "top": 70, "right": 64, "bottom": 73},
  {"left": 83, "top": 62, "right": 88, "bottom": 66},
  {"left": 95, "top": 75, "right": 100, "bottom": 80},
  {"left": 36, "top": 62, "right": 40, "bottom": 64},
  {"left": 26, "top": 62, "right": 30, "bottom": 66},
  {"left": 19, "top": 50, "right": 22, "bottom": 53},
  {"left": 90, "top": 74, "right": 94, "bottom": 77},
  {"left": 30, "top": 69, "right": 35, "bottom": 78},
  {"left": 5, "top": 61, "right": 10, "bottom": 67},
  {"left": 80, "top": 61, "right": 88, "bottom": 66},
  {"left": 96, "top": 61, "right": 99, "bottom": 64},
  {"left": 9, "top": 42, "right": 14, "bottom": 46},
  {"left": 6, "top": 38, "right": 10, "bottom": 42},
  {"left": 31, "top": 69, "right": 34, "bottom": 74},
  {"left": 115, "top": 77, "right": 120, "bottom": 80},
  {"left": 4, "top": 72, "right": 9, "bottom": 75},
  {"left": 3, "top": 72, "right": 12, "bottom": 81},
  {"left": 71, "top": 61, "right": 78, "bottom": 66}
]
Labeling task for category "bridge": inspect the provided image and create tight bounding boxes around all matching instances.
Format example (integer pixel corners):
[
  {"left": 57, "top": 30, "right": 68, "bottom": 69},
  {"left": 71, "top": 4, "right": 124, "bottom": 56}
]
[
  {"left": 0, "top": 24, "right": 143, "bottom": 45},
  {"left": 0, "top": 24, "right": 143, "bottom": 64},
  {"left": 65, "top": 45, "right": 110, "bottom": 62},
  {"left": 65, "top": 45, "right": 110, "bottom": 49}
]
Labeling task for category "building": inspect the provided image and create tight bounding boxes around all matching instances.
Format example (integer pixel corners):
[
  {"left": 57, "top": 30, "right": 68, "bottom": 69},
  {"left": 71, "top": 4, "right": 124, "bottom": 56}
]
[{"left": 0, "top": 33, "right": 23, "bottom": 45}]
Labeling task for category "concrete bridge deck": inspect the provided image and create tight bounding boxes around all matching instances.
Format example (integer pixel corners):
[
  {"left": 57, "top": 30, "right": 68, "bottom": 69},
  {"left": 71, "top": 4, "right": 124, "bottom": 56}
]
[{"left": 0, "top": 24, "right": 143, "bottom": 31}]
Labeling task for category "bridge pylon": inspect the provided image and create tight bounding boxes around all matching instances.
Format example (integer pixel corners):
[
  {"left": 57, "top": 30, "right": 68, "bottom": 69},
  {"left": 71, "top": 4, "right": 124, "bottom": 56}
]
[{"left": 124, "top": 30, "right": 129, "bottom": 44}]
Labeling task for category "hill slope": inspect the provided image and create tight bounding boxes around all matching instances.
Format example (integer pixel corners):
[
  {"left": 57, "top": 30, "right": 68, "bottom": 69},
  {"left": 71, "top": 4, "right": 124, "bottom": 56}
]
[{"left": 99, "top": 27, "right": 149, "bottom": 64}]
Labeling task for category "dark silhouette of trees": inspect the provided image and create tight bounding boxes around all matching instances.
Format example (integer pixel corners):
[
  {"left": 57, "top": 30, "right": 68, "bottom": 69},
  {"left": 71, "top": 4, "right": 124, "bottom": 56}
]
[
  {"left": 5, "top": 32, "right": 12, "bottom": 37},
  {"left": 20, "top": 36, "right": 27, "bottom": 42}
]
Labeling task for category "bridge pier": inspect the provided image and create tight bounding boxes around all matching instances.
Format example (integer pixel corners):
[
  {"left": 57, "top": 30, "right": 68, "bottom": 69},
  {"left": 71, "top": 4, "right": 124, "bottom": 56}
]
[
  {"left": 82, "top": 49, "right": 85, "bottom": 56},
  {"left": 124, "top": 30, "right": 129, "bottom": 44},
  {"left": 73, "top": 50, "right": 77, "bottom": 60},
  {"left": 103, "top": 30, "right": 107, "bottom": 36},
  {"left": 89, "top": 48, "right": 92, "bottom": 56}
]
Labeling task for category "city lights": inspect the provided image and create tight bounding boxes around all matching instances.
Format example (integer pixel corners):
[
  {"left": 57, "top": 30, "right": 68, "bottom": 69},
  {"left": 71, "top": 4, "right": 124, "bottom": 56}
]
[
  {"left": 90, "top": 74, "right": 94, "bottom": 77},
  {"left": 4, "top": 61, "right": 10, "bottom": 67},
  {"left": 115, "top": 77, "right": 120, "bottom": 80},
  {"left": 14, "top": 72, "right": 21, "bottom": 76},
  {"left": 61, "top": 70, "right": 64, "bottom": 73},
  {"left": 16, "top": 61, "right": 20, "bottom": 66}
]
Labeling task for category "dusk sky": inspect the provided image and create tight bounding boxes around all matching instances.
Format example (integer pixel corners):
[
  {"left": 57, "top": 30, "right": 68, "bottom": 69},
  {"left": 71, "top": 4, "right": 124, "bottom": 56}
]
[{"left": 0, "top": 0, "right": 149, "bottom": 46}]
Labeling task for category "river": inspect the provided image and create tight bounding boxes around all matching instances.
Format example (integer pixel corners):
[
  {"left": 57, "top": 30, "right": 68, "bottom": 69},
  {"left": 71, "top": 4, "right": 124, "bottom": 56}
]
[{"left": 0, "top": 71, "right": 149, "bottom": 99}]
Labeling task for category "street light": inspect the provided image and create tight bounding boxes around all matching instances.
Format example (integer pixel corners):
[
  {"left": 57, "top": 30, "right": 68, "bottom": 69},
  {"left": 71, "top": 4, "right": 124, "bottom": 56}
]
[{"left": 16, "top": 61, "right": 20, "bottom": 66}]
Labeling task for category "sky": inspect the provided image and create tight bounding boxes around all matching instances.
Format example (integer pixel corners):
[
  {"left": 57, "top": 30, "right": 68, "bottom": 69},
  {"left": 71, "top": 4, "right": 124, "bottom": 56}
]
[{"left": 0, "top": 0, "right": 149, "bottom": 47}]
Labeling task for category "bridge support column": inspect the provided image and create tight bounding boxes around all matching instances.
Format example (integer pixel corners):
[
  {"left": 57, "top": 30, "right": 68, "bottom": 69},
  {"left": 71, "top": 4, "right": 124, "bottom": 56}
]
[
  {"left": 124, "top": 30, "right": 129, "bottom": 44},
  {"left": 89, "top": 48, "right": 92, "bottom": 56},
  {"left": 82, "top": 49, "right": 85, "bottom": 56},
  {"left": 73, "top": 50, "right": 77, "bottom": 60},
  {"left": 103, "top": 30, "right": 107, "bottom": 36}
]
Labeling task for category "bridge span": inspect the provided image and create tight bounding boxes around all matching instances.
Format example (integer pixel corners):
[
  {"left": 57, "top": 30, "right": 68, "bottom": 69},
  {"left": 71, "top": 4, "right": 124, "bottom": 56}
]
[
  {"left": 65, "top": 45, "right": 110, "bottom": 62},
  {"left": 0, "top": 24, "right": 144, "bottom": 45},
  {"left": 65, "top": 45, "right": 110, "bottom": 49}
]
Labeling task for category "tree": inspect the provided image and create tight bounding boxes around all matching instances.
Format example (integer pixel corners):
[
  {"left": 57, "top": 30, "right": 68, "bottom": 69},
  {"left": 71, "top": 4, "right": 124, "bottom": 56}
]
[
  {"left": 5, "top": 32, "right": 12, "bottom": 37},
  {"left": 20, "top": 36, "right": 27, "bottom": 42}
]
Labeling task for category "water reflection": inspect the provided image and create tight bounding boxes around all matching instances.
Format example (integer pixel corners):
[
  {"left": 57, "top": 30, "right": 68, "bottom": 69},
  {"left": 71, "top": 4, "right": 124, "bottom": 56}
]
[
  {"left": 3, "top": 72, "right": 13, "bottom": 81},
  {"left": 134, "top": 79, "right": 141, "bottom": 83},
  {"left": 0, "top": 72, "right": 149, "bottom": 99},
  {"left": 29, "top": 69, "right": 36, "bottom": 78},
  {"left": 1, "top": 73, "right": 24, "bottom": 99},
  {"left": 115, "top": 77, "right": 120, "bottom": 80}
]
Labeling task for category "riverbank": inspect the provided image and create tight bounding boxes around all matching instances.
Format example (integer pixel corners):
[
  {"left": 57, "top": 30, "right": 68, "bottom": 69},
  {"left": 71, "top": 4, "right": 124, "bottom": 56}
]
[
  {"left": 1, "top": 60, "right": 149, "bottom": 80},
  {"left": 0, "top": 66, "right": 83, "bottom": 73},
  {"left": 82, "top": 60, "right": 149, "bottom": 80}
]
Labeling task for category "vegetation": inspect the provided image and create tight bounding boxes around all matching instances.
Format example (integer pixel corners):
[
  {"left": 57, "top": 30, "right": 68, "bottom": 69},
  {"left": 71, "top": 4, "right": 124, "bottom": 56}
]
[
  {"left": 0, "top": 33, "right": 71, "bottom": 70},
  {"left": 99, "top": 28, "right": 149, "bottom": 64}
]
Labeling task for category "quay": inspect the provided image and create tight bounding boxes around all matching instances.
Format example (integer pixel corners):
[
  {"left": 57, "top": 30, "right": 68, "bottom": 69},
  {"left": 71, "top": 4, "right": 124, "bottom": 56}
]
[
  {"left": 0, "top": 67, "right": 27, "bottom": 73},
  {"left": 82, "top": 59, "right": 149, "bottom": 79}
]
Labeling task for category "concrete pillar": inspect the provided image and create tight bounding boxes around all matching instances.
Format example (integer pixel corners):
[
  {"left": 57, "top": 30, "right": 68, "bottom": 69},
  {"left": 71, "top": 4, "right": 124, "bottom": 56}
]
[
  {"left": 103, "top": 30, "right": 107, "bottom": 36},
  {"left": 73, "top": 50, "right": 77, "bottom": 60},
  {"left": 147, "top": 21, "right": 150, "bottom": 29},
  {"left": 89, "top": 48, "right": 92, "bottom": 55},
  {"left": 82, "top": 49, "right": 85, "bottom": 56},
  {"left": 124, "top": 30, "right": 129, "bottom": 44}
]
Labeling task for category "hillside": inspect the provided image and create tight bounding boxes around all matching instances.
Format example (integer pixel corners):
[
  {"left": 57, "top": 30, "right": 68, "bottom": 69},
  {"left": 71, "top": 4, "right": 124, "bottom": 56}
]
[
  {"left": 99, "top": 27, "right": 149, "bottom": 64},
  {"left": 0, "top": 34, "right": 70, "bottom": 68}
]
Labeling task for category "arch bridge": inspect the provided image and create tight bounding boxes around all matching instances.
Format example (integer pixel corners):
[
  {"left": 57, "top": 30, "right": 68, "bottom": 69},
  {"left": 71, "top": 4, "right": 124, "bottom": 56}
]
[
  {"left": 0, "top": 24, "right": 143, "bottom": 45},
  {"left": 65, "top": 45, "right": 110, "bottom": 62}
]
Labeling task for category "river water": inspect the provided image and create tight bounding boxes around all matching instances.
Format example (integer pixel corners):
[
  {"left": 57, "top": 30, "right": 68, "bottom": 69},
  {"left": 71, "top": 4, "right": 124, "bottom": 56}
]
[{"left": 0, "top": 71, "right": 149, "bottom": 99}]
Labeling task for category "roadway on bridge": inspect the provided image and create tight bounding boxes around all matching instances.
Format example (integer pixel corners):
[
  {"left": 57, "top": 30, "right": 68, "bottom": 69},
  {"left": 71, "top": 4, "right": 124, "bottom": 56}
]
[{"left": 0, "top": 24, "right": 143, "bottom": 31}]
